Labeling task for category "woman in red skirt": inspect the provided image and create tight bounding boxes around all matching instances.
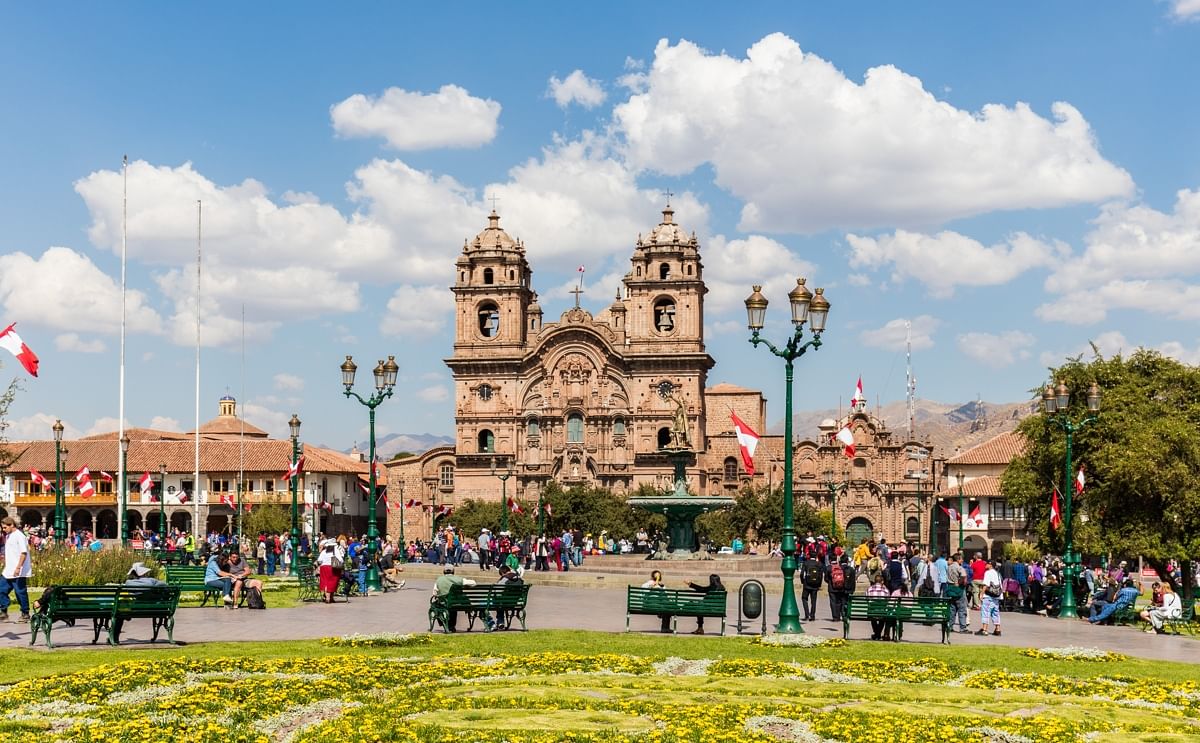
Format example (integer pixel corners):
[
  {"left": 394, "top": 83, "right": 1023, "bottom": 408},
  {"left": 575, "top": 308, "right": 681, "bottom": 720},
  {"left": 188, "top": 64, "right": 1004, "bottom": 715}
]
[{"left": 315, "top": 538, "right": 343, "bottom": 603}]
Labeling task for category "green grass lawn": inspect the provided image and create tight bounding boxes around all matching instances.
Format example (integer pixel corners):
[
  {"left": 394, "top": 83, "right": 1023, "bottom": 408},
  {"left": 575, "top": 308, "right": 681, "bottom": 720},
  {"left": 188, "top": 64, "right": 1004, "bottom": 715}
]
[{"left": 1, "top": 631, "right": 1197, "bottom": 742}]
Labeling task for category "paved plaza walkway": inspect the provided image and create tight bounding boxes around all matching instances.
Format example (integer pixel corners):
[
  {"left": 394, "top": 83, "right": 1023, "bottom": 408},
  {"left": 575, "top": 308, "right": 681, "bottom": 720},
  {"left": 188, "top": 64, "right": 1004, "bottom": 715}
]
[{"left": 2, "top": 580, "right": 1196, "bottom": 662}]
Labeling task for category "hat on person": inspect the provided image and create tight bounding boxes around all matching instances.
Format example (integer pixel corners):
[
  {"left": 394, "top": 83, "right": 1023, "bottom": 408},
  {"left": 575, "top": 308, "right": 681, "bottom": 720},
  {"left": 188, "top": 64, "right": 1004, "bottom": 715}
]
[
  {"left": 128, "top": 562, "right": 152, "bottom": 578},
  {"left": 1119, "top": 560, "right": 1128, "bottom": 566},
  {"left": 805, "top": 536, "right": 815, "bottom": 543},
  {"left": 443, "top": 567, "right": 455, "bottom": 575}
]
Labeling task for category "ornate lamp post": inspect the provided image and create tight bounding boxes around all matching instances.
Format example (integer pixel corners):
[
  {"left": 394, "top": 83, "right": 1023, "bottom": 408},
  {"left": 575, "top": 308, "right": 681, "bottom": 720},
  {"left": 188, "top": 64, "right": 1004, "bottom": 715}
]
[
  {"left": 745, "top": 278, "right": 830, "bottom": 634},
  {"left": 120, "top": 435, "right": 130, "bottom": 547},
  {"left": 822, "top": 467, "right": 844, "bottom": 542},
  {"left": 288, "top": 413, "right": 302, "bottom": 574},
  {"left": 159, "top": 464, "right": 167, "bottom": 540},
  {"left": 341, "top": 354, "right": 398, "bottom": 592},
  {"left": 492, "top": 456, "right": 514, "bottom": 535},
  {"left": 956, "top": 468, "right": 965, "bottom": 553},
  {"left": 52, "top": 419, "right": 67, "bottom": 540},
  {"left": 1042, "top": 380, "right": 1100, "bottom": 620}
]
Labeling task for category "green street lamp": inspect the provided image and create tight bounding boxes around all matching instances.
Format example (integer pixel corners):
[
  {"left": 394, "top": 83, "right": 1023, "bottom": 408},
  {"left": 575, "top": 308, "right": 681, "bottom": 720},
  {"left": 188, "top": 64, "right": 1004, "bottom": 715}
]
[
  {"left": 158, "top": 464, "right": 167, "bottom": 541},
  {"left": 822, "top": 467, "right": 845, "bottom": 543},
  {"left": 288, "top": 413, "right": 302, "bottom": 575},
  {"left": 956, "top": 469, "right": 965, "bottom": 553},
  {"left": 341, "top": 354, "right": 398, "bottom": 592},
  {"left": 745, "top": 278, "right": 830, "bottom": 634},
  {"left": 537, "top": 489, "right": 546, "bottom": 537},
  {"left": 120, "top": 435, "right": 130, "bottom": 547},
  {"left": 1042, "top": 380, "right": 1101, "bottom": 620},
  {"left": 492, "top": 456, "right": 514, "bottom": 535},
  {"left": 52, "top": 419, "right": 67, "bottom": 541}
]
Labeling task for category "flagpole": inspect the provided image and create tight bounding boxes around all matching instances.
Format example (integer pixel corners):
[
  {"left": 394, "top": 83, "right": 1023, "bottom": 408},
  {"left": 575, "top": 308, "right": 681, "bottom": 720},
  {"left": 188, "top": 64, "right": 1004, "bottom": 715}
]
[
  {"left": 118, "top": 155, "right": 128, "bottom": 547},
  {"left": 239, "top": 304, "right": 245, "bottom": 546},
  {"left": 193, "top": 200, "right": 202, "bottom": 546}
]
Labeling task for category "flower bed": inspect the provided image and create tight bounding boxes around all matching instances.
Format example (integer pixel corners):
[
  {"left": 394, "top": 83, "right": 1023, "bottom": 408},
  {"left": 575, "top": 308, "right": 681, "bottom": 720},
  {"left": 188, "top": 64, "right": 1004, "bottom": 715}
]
[
  {"left": 0, "top": 651, "right": 1195, "bottom": 742},
  {"left": 750, "top": 634, "right": 847, "bottom": 648},
  {"left": 320, "top": 632, "right": 432, "bottom": 647},
  {"left": 1018, "top": 647, "right": 1128, "bottom": 662}
]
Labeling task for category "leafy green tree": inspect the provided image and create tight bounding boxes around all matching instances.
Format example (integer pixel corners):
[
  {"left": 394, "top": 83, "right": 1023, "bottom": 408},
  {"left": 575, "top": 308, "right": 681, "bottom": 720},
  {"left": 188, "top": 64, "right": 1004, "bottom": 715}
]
[
  {"left": 241, "top": 503, "right": 291, "bottom": 537},
  {"left": 0, "top": 375, "right": 19, "bottom": 476},
  {"left": 450, "top": 483, "right": 666, "bottom": 542},
  {"left": 1002, "top": 349, "right": 1199, "bottom": 601}
]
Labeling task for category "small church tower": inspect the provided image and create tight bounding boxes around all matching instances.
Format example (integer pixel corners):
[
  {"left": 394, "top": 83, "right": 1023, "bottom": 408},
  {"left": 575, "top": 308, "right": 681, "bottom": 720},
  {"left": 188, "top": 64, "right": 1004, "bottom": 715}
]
[
  {"left": 452, "top": 209, "right": 535, "bottom": 353},
  {"left": 622, "top": 205, "right": 706, "bottom": 353}
]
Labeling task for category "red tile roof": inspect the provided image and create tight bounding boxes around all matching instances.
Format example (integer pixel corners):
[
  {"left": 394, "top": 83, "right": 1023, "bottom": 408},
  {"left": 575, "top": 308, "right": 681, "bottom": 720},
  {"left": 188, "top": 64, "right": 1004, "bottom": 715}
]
[
  {"left": 937, "top": 474, "right": 1004, "bottom": 497},
  {"left": 947, "top": 431, "right": 1026, "bottom": 465}
]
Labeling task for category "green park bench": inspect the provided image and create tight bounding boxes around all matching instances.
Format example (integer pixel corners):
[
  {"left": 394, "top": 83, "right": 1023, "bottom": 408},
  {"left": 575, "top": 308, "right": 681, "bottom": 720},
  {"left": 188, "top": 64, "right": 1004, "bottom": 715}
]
[
  {"left": 296, "top": 564, "right": 322, "bottom": 602},
  {"left": 843, "top": 595, "right": 955, "bottom": 643},
  {"left": 150, "top": 549, "right": 185, "bottom": 566},
  {"left": 429, "top": 583, "right": 531, "bottom": 633},
  {"left": 29, "top": 585, "right": 180, "bottom": 648},
  {"left": 164, "top": 565, "right": 247, "bottom": 607},
  {"left": 1164, "top": 601, "right": 1197, "bottom": 636},
  {"left": 625, "top": 586, "right": 727, "bottom": 635}
]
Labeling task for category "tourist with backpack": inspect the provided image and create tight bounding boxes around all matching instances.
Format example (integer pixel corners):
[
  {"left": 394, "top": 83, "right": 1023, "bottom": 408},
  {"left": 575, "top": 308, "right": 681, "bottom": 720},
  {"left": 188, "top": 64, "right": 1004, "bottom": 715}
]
[
  {"left": 800, "top": 541, "right": 823, "bottom": 621},
  {"left": 826, "top": 552, "right": 855, "bottom": 621},
  {"left": 916, "top": 554, "right": 940, "bottom": 597},
  {"left": 945, "top": 552, "right": 970, "bottom": 633}
]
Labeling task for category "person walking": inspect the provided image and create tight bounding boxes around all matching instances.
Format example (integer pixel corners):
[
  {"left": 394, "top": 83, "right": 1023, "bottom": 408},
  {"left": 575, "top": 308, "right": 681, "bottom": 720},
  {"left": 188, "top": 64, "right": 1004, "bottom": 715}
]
[
  {"left": 946, "top": 552, "right": 970, "bottom": 633},
  {"left": 826, "top": 552, "right": 855, "bottom": 621},
  {"left": 0, "top": 517, "right": 32, "bottom": 622},
  {"left": 977, "top": 559, "right": 1003, "bottom": 636},
  {"left": 800, "top": 548, "right": 823, "bottom": 621}
]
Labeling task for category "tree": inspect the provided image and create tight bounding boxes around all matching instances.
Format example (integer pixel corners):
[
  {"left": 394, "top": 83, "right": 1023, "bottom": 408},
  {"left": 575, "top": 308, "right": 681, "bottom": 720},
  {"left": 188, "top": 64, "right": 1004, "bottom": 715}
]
[
  {"left": 449, "top": 483, "right": 666, "bottom": 541},
  {"left": 241, "top": 503, "right": 291, "bottom": 537},
  {"left": 1002, "top": 349, "right": 1200, "bottom": 601},
  {"left": 0, "top": 373, "right": 19, "bottom": 476}
]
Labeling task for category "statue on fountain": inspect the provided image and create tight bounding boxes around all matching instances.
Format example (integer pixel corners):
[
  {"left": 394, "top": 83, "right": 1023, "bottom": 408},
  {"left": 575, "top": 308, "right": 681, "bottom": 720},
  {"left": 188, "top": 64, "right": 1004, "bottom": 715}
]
[{"left": 667, "top": 392, "right": 691, "bottom": 450}]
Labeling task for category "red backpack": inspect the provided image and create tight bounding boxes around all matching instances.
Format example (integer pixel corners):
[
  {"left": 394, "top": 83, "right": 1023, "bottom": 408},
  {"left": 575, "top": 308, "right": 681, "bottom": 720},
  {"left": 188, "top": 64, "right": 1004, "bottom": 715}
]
[{"left": 830, "top": 563, "right": 846, "bottom": 591}]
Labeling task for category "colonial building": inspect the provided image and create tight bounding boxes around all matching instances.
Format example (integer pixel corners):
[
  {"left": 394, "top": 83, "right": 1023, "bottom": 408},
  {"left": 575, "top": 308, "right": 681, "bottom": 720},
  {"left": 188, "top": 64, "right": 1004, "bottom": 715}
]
[
  {"left": 385, "top": 206, "right": 938, "bottom": 549},
  {"left": 936, "top": 430, "right": 1034, "bottom": 558},
  {"left": 0, "top": 397, "right": 384, "bottom": 539}
]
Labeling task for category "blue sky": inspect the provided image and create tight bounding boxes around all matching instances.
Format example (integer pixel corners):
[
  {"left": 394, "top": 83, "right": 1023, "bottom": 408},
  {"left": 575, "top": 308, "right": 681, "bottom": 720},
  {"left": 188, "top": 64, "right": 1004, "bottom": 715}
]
[{"left": 1, "top": 3, "right": 1198, "bottom": 447}]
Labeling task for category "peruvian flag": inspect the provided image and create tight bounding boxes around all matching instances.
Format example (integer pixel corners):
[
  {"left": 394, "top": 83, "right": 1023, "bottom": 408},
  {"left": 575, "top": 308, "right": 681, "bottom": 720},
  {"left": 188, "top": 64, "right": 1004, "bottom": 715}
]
[
  {"left": 968, "top": 504, "right": 981, "bottom": 528},
  {"left": 577, "top": 265, "right": 585, "bottom": 274},
  {"left": 383, "top": 499, "right": 394, "bottom": 512},
  {"left": 139, "top": 471, "right": 154, "bottom": 499},
  {"left": 30, "top": 468, "right": 54, "bottom": 492},
  {"left": 321, "top": 500, "right": 333, "bottom": 512},
  {"left": 244, "top": 502, "right": 252, "bottom": 512},
  {"left": 941, "top": 505, "right": 960, "bottom": 522},
  {"left": 220, "top": 493, "right": 234, "bottom": 507},
  {"left": 0, "top": 323, "right": 39, "bottom": 378},
  {"left": 851, "top": 376, "right": 865, "bottom": 408},
  {"left": 280, "top": 455, "right": 305, "bottom": 481},
  {"left": 730, "top": 411, "right": 759, "bottom": 476},
  {"left": 1050, "top": 487, "right": 1063, "bottom": 531},
  {"left": 99, "top": 470, "right": 114, "bottom": 484},
  {"left": 371, "top": 454, "right": 381, "bottom": 480},
  {"left": 835, "top": 426, "right": 856, "bottom": 458},
  {"left": 404, "top": 498, "right": 422, "bottom": 509},
  {"left": 1074, "top": 466, "right": 1086, "bottom": 495},
  {"left": 178, "top": 492, "right": 189, "bottom": 504},
  {"left": 75, "top": 466, "right": 95, "bottom": 498},
  {"left": 508, "top": 497, "right": 523, "bottom": 514},
  {"left": 436, "top": 504, "right": 453, "bottom": 519},
  {"left": 358, "top": 481, "right": 370, "bottom": 495}
]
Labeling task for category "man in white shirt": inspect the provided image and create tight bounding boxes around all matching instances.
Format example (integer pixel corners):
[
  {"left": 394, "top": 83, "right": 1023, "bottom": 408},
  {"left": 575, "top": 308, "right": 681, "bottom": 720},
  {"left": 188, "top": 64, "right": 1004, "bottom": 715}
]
[
  {"left": 976, "top": 559, "right": 1003, "bottom": 637},
  {"left": 1, "top": 516, "right": 32, "bottom": 622}
]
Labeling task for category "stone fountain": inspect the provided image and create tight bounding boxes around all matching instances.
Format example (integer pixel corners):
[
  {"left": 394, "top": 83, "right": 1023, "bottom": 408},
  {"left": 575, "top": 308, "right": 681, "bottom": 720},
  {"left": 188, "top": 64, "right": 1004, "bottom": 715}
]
[{"left": 627, "top": 392, "right": 736, "bottom": 559}]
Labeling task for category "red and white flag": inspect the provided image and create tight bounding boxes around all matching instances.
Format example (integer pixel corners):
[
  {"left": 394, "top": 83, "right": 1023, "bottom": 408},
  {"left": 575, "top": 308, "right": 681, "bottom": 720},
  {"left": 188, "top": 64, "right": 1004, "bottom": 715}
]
[
  {"left": 75, "top": 466, "right": 95, "bottom": 498},
  {"left": 730, "top": 411, "right": 759, "bottom": 476},
  {"left": 577, "top": 265, "right": 585, "bottom": 274},
  {"left": 371, "top": 454, "right": 381, "bottom": 480},
  {"left": 544, "top": 502, "right": 553, "bottom": 518},
  {"left": 281, "top": 455, "right": 305, "bottom": 481},
  {"left": 436, "top": 504, "right": 453, "bottom": 519},
  {"left": 99, "top": 470, "right": 114, "bottom": 484},
  {"left": 835, "top": 426, "right": 855, "bottom": 458},
  {"left": 508, "top": 497, "right": 523, "bottom": 514},
  {"left": 221, "top": 493, "right": 234, "bottom": 507},
  {"left": 941, "top": 505, "right": 960, "bottom": 522},
  {"left": 139, "top": 471, "right": 154, "bottom": 499},
  {"left": 384, "top": 499, "right": 393, "bottom": 512},
  {"left": 321, "top": 500, "right": 333, "bottom": 512},
  {"left": 0, "top": 323, "right": 39, "bottom": 378},
  {"left": 244, "top": 502, "right": 252, "bottom": 512},
  {"left": 1050, "top": 487, "right": 1063, "bottom": 531},
  {"left": 851, "top": 376, "right": 865, "bottom": 408},
  {"left": 404, "top": 498, "right": 422, "bottom": 509},
  {"left": 358, "top": 481, "right": 370, "bottom": 495},
  {"left": 1074, "top": 467, "right": 1086, "bottom": 495},
  {"left": 968, "top": 504, "right": 981, "bottom": 527},
  {"left": 30, "top": 468, "right": 54, "bottom": 492}
]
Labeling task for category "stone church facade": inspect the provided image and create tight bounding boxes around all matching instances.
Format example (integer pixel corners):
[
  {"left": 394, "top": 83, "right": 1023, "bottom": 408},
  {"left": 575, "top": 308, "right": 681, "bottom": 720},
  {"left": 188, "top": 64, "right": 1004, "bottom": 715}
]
[{"left": 385, "top": 207, "right": 938, "bottom": 550}]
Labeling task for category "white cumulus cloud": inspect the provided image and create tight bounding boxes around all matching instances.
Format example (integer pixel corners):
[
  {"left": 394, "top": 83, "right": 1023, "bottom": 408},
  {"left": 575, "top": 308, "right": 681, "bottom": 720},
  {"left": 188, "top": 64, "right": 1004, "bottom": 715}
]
[
  {"left": 380, "top": 285, "right": 454, "bottom": 338},
  {"left": 703, "top": 235, "right": 817, "bottom": 316},
  {"left": 330, "top": 84, "right": 501, "bottom": 150},
  {"left": 6, "top": 412, "right": 80, "bottom": 440},
  {"left": 273, "top": 373, "right": 304, "bottom": 391},
  {"left": 847, "top": 230, "right": 1065, "bottom": 298},
  {"left": 55, "top": 333, "right": 107, "bottom": 353},
  {"left": 860, "top": 315, "right": 940, "bottom": 351},
  {"left": 957, "top": 330, "right": 1036, "bottom": 367},
  {"left": 150, "top": 416, "right": 181, "bottom": 432},
  {"left": 417, "top": 384, "right": 449, "bottom": 402},
  {"left": 614, "top": 33, "right": 1133, "bottom": 233},
  {"left": 0, "top": 247, "right": 162, "bottom": 335},
  {"left": 1170, "top": 0, "right": 1200, "bottom": 20},
  {"left": 548, "top": 70, "right": 607, "bottom": 109}
]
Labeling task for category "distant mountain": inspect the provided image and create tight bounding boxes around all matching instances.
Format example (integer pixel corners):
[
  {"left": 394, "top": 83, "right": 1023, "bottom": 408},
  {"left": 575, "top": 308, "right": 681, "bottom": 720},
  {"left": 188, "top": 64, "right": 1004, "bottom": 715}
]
[
  {"left": 339, "top": 432, "right": 455, "bottom": 460},
  {"left": 783, "top": 398, "right": 1037, "bottom": 459}
]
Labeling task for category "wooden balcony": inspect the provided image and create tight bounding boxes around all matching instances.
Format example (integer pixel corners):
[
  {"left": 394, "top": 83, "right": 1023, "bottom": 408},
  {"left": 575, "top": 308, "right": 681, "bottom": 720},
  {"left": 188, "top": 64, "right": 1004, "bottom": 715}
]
[{"left": 11, "top": 494, "right": 119, "bottom": 507}]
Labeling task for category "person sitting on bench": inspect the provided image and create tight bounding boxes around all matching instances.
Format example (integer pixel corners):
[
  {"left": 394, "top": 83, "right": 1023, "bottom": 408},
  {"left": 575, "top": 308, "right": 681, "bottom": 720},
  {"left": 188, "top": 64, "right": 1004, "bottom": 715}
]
[
  {"left": 432, "top": 567, "right": 476, "bottom": 632},
  {"left": 1089, "top": 579, "right": 1139, "bottom": 624},
  {"left": 225, "top": 550, "right": 262, "bottom": 608},
  {"left": 684, "top": 574, "right": 725, "bottom": 635},
  {"left": 205, "top": 551, "right": 234, "bottom": 605}
]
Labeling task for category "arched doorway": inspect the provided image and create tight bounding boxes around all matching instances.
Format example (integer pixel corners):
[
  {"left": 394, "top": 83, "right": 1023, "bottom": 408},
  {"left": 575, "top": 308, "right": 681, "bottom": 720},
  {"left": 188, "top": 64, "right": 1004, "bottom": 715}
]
[
  {"left": 845, "top": 517, "right": 874, "bottom": 548},
  {"left": 127, "top": 510, "right": 144, "bottom": 534},
  {"left": 170, "top": 511, "right": 191, "bottom": 533},
  {"left": 206, "top": 513, "right": 231, "bottom": 536},
  {"left": 146, "top": 511, "right": 164, "bottom": 534},
  {"left": 71, "top": 509, "right": 94, "bottom": 534},
  {"left": 963, "top": 534, "right": 988, "bottom": 560},
  {"left": 96, "top": 509, "right": 118, "bottom": 539}
]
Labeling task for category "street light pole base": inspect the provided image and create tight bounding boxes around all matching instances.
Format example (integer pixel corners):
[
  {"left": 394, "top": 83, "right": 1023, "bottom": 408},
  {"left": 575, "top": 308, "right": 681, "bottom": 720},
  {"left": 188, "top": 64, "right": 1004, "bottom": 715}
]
[{"left": 774, "top": 620, "right": 805, "bottom": 635}]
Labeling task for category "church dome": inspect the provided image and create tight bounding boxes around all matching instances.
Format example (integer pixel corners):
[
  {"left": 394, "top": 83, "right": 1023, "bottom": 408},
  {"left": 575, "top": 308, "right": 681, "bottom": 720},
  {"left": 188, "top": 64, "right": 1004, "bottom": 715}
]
[
  {"left": 645, "top": 207, "right": 693, "bottom": 247},
  {"left": 468, "top": 210, "right": 519, "bottom": 252}
]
